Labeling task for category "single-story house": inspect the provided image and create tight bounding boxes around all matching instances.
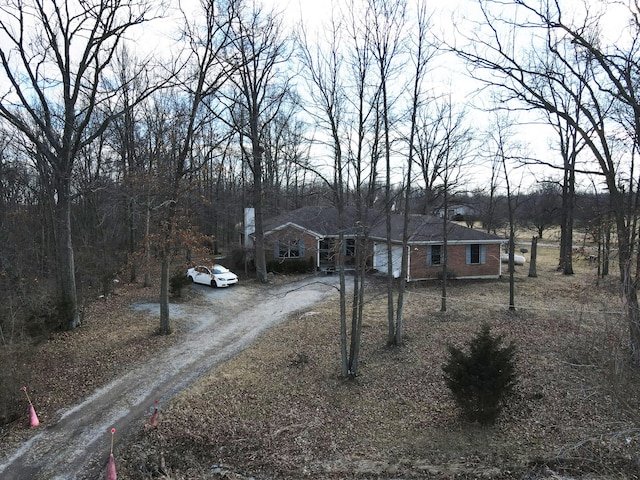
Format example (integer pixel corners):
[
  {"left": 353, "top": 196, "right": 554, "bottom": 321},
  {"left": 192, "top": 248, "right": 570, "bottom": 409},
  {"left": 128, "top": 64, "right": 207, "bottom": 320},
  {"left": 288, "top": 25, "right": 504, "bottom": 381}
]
[{"left": 261, "top": 206, "right": 506, "bottom": 281}]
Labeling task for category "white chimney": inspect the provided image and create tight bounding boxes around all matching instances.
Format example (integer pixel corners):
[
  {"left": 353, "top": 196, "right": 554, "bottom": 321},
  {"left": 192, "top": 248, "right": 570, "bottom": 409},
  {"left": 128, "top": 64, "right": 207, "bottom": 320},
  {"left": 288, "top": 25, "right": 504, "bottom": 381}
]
[{"left": 244, "top": 207, "right": 255, "bottom": 247}]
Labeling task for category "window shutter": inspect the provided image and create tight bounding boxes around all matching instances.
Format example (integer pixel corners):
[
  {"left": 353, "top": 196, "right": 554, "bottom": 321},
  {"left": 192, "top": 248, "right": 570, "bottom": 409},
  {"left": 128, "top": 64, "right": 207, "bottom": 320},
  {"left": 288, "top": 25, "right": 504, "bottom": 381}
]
[
  {"left": 274, "top": 242, "right": 279, "bottom": 258},
  {"left": 426, "top": 245, "right": 432, "bottom": 266},
  {"left": 481, "top": 245, "right": 486, "bottom": 264},
  {"left": 299, "top": 239, "right": 305, "bottom": 256},
  {"left": 466, "top": 245, "right": 471, "bottom": 264}
]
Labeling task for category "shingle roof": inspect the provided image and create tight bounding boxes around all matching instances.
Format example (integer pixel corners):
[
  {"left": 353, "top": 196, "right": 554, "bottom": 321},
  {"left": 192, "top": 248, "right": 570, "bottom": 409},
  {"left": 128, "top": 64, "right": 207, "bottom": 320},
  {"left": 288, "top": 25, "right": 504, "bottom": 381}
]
[
  {"left": 370, "top": 214, "right": 505, "bottom": 243},
  {"left": 263, "top": 205, "right": 363, "bottom": 237},
  {"left": 264, "top": 206, "right": 505, "bottom": 243}
]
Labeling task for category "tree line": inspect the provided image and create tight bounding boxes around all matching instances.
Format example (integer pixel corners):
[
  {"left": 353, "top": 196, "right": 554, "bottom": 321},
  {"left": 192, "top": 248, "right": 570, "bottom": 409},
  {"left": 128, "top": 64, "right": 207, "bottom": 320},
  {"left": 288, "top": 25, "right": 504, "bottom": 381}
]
[{"left": 1, "top": 0, "right": 640, "bottom": 370}]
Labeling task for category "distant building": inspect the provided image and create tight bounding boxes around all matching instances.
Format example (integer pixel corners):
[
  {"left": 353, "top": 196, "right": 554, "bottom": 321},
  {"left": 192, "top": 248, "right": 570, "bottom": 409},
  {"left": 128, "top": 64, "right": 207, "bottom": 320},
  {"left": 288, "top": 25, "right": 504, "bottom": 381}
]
[{"left": 434, "top": 204, "right": 477, "bottom": 221}]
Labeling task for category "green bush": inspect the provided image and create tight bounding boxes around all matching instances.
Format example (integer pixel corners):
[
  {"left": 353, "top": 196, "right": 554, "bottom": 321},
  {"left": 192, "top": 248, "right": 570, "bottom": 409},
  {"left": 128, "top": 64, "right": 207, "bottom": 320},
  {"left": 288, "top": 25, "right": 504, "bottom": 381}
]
[
  {"left": 169, "top": 269, "right": 191, "bottom": 297},
  {"left": 442, "top": 323, "right": 517, "bottom": 425}
]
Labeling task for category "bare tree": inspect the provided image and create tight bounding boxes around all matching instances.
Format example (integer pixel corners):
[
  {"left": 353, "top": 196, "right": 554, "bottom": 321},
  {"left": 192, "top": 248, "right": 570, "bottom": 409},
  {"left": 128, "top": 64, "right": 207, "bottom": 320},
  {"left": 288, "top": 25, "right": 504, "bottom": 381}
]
[
  {"left": 298, "top": 0, "right": 389, "bottom": 376},
  {"left": 298, "top": 8, "right": 355, "bottom": 377},
  {"left": 453, "top": 0, "right": 640, "bottom": 361},
  {"left": 109, "top": 47, "right": 149, "bottom": 284},
  {"left": 366, "top": 0, "right": 407, "bottom": 345},
  {"left": 0, "top": 0, "right": 159, "bottom": 330},
  {"left": 545, "top": 88, "right": 587, "bottom": 274},
  {"left": 413, "top": 98, "right": 473, "bottom": 312},
  {"left": 225, "top": 1, "right": 292, "bottom": 284},
  {"left": 521, "top": 180, "right": 562, "bottom": 240},
  {"left": 156, "top": 0, "right": 237, "bottom": 334},
  {"left": 395, "top": 1, "right": 434, "bottom": 340},
  {"left": 414, "top": 108, "right": 449, "bottom": 216},
  {"left": 494, "top": 118, "right": 522, "bottom": 311}
]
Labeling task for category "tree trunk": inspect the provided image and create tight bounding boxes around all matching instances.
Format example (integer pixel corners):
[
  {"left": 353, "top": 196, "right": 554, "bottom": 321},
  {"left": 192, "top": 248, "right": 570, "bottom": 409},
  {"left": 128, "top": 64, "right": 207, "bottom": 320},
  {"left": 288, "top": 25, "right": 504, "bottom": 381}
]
[
  {"left": 622, "top": 261, "right": 640, "bottom": 363},
  {"left": 253, "top": 144, "right": 268, "bottom": 284},
  {"left": 144, "top": 203, "right": 152, "bottom": 288},
  {"left": 602, "top": 224, "right": 610, "bottom": 277},
  {"left": 349, "top": 229, "right": 366, "bottom": 376},
  {"left": 159, "top": 254, "right": 170, "bottom": 335},
  {"left": 562, "top": 157, "right": 575, "bottom": 275},
  {"left": 613, "top": 188, "right": 640, "bottom": 361},
  {"left": 128, "top": 198, "right": 137, "bottom": 283},
  {"left": 55, "top": 186, "right": 80, "bottom": 331},
  {"left": 508, "top": 229, "right": 515, "bottom": 311},
  {"left": 528, "top": 236, "right": 538, "bottom": 278},
  {"left": 348, "top": 256, "right": 362, "bottom": 375},
  {"left": 395, "top": 244, "right": 406, "bottom": 345},
  {"left": 441, "top": 185, "right": 449, "bottom": 312}
]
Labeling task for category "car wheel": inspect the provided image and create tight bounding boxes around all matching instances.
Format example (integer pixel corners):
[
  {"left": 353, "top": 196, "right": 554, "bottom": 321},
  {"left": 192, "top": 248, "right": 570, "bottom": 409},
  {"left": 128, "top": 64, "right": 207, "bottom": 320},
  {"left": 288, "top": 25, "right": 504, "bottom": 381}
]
[
  {"left": 210, "top": 279, "right": 217, "bottom": 288},
  {"left": 188, "top": 276, "right": 194, "bottom": 283}
]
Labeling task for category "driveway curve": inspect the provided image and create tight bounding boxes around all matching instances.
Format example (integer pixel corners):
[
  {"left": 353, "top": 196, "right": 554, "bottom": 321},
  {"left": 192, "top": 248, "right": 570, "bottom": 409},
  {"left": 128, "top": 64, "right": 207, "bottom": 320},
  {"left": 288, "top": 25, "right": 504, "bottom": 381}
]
[{"left": 0, "top": 275, "right": 341, "bottom": 480}]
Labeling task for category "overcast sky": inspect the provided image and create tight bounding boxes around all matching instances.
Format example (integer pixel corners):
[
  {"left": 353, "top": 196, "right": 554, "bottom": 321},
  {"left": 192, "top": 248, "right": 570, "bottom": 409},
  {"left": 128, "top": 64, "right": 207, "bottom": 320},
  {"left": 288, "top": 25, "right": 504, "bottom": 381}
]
[{"left": 254, "top": 0, "right": 551, "bottom": 189}]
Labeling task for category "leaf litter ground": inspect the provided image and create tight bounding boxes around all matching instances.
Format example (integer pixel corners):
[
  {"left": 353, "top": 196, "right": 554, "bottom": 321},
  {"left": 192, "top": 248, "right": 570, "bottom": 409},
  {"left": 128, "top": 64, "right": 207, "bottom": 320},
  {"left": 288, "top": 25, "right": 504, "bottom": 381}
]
[
  {"left": 121, "top": 248, "right": 640, "bottom": 479},
  {"left": 2, "top": 246, "right": 640, "bottom": 479}
]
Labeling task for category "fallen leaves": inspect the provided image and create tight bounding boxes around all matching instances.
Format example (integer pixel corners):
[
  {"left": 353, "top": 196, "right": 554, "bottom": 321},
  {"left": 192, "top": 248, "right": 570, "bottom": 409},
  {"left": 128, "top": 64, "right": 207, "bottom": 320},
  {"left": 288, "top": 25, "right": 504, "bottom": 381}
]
[
  {"left": 125, "top": 252, "right": 635, "bottom": 479},
  {"left": 3, "top": 249, "right": 640, "bottom": 479}
]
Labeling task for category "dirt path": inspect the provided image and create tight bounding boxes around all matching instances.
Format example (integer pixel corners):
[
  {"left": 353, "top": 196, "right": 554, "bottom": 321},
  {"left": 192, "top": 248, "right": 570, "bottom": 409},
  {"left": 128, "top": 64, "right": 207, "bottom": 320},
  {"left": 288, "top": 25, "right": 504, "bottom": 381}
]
[{"left": 0, "top": 275, "right": 340, "bottom": 480}]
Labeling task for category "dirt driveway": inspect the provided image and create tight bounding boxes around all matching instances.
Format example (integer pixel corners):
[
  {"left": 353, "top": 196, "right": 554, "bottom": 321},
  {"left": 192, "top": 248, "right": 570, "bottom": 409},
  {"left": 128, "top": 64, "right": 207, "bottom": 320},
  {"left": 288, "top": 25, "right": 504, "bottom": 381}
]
[{"left": 0, "top": 275, "right": 341, "bottom": 480}]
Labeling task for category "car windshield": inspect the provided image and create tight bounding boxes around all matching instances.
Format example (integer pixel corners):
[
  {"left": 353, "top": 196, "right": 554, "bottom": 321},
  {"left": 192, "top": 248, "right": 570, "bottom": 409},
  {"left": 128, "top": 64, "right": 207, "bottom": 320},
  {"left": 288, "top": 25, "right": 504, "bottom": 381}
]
[{"left": 212, "top": 265, "right": 229, "bottom": 274}]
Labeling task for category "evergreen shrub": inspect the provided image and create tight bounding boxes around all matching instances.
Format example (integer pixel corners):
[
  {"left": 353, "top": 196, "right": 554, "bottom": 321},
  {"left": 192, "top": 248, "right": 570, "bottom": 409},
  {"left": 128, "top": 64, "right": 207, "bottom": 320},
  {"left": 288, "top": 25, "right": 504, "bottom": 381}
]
[{"left": 442, "top": 323, "right": 517, "bottom": 424}]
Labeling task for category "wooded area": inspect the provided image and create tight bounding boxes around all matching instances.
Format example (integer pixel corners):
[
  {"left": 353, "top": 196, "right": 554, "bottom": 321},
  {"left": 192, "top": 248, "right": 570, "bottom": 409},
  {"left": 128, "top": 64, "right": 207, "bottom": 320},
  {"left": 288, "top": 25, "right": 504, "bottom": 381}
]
[{"left": 2, "top": 0, "right": 640, "bottom": 373}]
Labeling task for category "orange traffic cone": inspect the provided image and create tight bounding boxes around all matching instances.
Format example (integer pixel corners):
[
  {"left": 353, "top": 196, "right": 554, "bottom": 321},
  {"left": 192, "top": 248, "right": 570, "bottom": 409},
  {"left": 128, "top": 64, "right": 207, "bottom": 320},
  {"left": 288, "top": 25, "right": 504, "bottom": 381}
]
[
  {"left": 105, "top": 428, "right": 117, "bottom": 480},
  {"left": 21, "top": 387, "right": 40, "bottom": 427},
  {"left": 148, "top": 400, "right": 159, "bottom": 427}
]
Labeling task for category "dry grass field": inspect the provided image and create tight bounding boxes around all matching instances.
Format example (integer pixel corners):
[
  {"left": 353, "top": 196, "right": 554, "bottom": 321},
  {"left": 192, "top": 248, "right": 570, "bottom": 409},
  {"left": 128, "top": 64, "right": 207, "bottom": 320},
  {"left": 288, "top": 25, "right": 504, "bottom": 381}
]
[{"left": 112, "top": 243, "right": 640, "bottom": 479}]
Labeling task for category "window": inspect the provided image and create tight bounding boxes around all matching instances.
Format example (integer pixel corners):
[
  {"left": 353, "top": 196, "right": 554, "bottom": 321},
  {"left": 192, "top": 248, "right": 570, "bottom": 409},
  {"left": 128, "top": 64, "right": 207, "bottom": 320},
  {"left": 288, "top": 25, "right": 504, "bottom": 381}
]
[
  {"left": 427, "top": 245, "right": 443, "bottom": 266},
  {"left": 469, "top": 244, "right": 480, "bottom": 264},
  {"left": 344, "top": 238, "right": 356, "bottom": 257},
  {"left": 466, "top": 244, "right": 486, "bottom": 265},
  {"left": 319, "top": 239, "right": 333, "bottom": 263},
  {"left": 276, "top": 239, "right": 305, "bottom": 258}
]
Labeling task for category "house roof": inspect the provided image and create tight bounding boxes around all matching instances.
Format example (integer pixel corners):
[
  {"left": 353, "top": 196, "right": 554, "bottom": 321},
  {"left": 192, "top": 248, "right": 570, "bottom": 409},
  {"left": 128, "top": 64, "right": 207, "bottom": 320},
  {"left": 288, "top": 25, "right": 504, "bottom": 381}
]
[
  {"left": 263, "top": 205, "right": 364, "bottom": 237},
  {"left": 264, "top": 206, "right": 505, "bottom": 244},
  {"left": 369, "top": 214, "right": 505, "bottom": 244}
]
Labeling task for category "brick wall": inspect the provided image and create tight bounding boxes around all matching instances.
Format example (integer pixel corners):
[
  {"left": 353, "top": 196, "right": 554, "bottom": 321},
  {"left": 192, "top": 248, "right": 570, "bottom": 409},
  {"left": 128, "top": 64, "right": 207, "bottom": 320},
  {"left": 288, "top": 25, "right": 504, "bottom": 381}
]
[
  {"left": 264, "top": 226, "right": 318, "bottom": 265},
  {"left": 409, "top": 243, "right": 502, "bottom": 280}
]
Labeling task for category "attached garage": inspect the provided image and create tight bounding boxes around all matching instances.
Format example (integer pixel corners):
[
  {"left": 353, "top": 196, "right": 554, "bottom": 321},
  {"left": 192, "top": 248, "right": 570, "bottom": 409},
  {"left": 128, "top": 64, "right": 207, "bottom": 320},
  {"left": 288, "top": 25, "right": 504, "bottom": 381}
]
[{"left": 373, "top": 243, "right": 404, "bottom": 278}]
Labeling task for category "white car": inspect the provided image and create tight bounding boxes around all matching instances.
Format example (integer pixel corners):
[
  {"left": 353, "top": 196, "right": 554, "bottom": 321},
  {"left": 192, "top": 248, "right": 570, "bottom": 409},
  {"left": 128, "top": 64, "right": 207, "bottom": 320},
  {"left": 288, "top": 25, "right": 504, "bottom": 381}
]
[{"left": 186, "top": 265, "right": 238, "bottom": 288}]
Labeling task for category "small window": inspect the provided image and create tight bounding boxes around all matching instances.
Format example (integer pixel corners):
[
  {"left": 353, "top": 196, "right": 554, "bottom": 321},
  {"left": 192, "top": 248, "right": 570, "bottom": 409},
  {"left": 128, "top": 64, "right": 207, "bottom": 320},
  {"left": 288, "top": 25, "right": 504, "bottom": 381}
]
[
  {"left": 276, "top": 239, "right": 305, "bottom": 258},
  {"left": 430, "top": 245, "right": 442, "bottom": 265},
  {"left": 466, "top": 244, "right": 486, "bottom": 265},
  {"left": 427, "top": 245, "right": 444, "bottom": 266},
  {"left": 427, "top": 245, "right": 444, "bottom": 265},
  {"left": 470, "top": 244, "right": 480, "bottom": 264},
  {"left": 344, "top": 238, "right": 356, "bottom": 257}
]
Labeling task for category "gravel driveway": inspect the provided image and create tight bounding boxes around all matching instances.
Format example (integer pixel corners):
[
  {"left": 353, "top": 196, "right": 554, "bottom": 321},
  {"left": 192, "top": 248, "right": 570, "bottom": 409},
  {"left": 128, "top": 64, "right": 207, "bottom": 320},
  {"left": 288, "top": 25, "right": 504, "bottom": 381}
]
[{"left": 0, "top": 275, "right": 341, "bottom": 480}]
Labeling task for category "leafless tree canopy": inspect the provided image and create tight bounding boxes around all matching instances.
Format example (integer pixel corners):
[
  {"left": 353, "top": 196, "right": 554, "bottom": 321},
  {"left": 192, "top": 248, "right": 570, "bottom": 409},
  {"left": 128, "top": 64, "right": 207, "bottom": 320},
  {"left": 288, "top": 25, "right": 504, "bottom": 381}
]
[{"left": 3, "top": 0, "right": 640, "bottom": 373}]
